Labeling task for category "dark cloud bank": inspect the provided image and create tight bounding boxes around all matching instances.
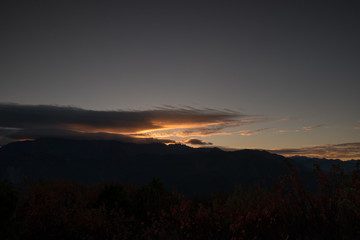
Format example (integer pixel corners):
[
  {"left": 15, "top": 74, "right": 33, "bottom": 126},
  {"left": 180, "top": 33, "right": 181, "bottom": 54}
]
[
  {"left": 0, "top": 103, "right": 238, "bottom": 130},
  {"left": 0, "top": 103, "right": 243, "bottom": 145}
]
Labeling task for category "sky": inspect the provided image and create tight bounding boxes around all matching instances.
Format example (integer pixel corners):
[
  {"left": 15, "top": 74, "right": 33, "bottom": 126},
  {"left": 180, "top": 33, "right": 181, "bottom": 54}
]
[{"left": 0, "top": 1, "right": 359, "bottom": 159}]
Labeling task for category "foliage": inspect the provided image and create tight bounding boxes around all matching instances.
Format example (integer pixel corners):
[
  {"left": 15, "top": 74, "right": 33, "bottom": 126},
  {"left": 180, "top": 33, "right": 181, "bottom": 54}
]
[
  {"left": 0, "top": 180, "right": 21, "bottom": 240},
  {"left": 3, "top": 164, "right": 360, "bottom": 239}
]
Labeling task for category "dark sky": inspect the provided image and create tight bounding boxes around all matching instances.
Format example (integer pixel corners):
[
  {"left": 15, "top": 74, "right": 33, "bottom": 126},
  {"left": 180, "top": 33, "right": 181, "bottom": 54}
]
[{"left": 1, "top": 1, "right": 359, "bottom": 159}]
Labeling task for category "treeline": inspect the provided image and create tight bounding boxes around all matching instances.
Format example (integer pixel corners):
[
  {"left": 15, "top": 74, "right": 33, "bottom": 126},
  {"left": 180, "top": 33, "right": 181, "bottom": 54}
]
[{"left": 1, "top": 163, "right": 360, "bottom": 239}]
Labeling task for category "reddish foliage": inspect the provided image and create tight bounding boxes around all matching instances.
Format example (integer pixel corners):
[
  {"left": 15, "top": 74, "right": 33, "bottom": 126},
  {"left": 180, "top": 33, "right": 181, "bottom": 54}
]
[{"left": 4, "top": 164, "right": 360, "bottom": 239}]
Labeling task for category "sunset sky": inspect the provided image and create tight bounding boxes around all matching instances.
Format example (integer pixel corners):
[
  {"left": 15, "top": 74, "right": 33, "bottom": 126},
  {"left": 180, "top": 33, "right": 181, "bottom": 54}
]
[{"left": 1, "top": 1, "right": 359, "bottom": 159}]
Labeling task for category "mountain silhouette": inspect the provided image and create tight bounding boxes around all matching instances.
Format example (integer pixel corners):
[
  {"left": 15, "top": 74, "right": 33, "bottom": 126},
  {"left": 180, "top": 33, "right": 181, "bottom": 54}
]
[{"left": 0, "top": 138, "right": 357, "bottom": 195}]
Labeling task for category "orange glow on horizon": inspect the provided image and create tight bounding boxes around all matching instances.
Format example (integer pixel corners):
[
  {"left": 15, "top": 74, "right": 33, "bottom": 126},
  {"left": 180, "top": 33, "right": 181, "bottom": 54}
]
[
  {"left": 278, "top": 153, "right": 355, "bottom": 161},
  {"left": 18, "top": 138, "right": 35, "bottom": 142},
  {"left": 62, "top": 120, "right": 241, "bottom": 139},
  {"left": 136, "top": 121, "right": 235, "bottom": 134}
]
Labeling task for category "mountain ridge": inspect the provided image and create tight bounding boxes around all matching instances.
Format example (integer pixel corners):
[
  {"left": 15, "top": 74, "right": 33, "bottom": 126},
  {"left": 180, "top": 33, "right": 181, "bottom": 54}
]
[{"left": 0, "top": 138, "right": 358, "bottom": 195}]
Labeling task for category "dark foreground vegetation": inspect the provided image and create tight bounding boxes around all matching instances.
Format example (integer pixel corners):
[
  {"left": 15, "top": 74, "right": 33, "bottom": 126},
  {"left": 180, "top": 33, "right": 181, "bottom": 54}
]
[{"left": 2, "top": 163, "right": 360, "bottom": 240}]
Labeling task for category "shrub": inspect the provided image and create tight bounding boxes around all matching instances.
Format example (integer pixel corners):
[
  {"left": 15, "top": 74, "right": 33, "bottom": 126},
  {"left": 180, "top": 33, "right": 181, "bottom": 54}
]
[{"left": 0, "top": 180, "right": 20, "bottom": 240}]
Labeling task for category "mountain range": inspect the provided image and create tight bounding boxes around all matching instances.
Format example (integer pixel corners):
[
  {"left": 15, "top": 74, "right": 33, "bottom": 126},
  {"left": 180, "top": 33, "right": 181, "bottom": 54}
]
[{"left": 0, "top": 138, "right": 358, "bottom": 195}]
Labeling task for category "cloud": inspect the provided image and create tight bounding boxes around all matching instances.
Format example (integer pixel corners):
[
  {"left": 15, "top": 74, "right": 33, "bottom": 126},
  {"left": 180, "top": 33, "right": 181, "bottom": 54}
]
[
  {"left": 0, "top": 103, "right": 261, "bottom": 144},
  {"left": 136, "top": 118, "right": 271, "bottom": 138},
  {"left": 278, "top": 124, "right": 325, "bottom": 133},
  {"left": 183, "top": 138, "right": 213, "bottom": 146},
  {"left": 269, "top": 142, "right": 360, "bottom": 160},
  {"left": 239, "top": 128, "right": 272, "bottom": 136},
  {"left": 0, "top": 103, "right": 243, "bottom": 130},
  {"left": 302, "top": 124, "right": 326, "bottom": 131},
  {"left": 278, "top": 129, "right": 300, "bottom": 133},
  {"left": 277, "top": 117, "right": 296, "bottom": 121},
  {"left": 0, "top": 136, "right": 14, "bottom": 146},
  {"left": 0, "top": 127, "right": 19, "bottom": 136},
  {"left": 4, "top": 127, "right": 177, "bottom": 144}
]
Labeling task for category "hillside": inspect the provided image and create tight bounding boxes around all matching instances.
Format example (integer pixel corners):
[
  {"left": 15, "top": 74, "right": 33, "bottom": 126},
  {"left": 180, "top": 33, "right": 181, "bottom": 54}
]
[{"left": 0, "top": 138, "right": 357, "bottom": 194}]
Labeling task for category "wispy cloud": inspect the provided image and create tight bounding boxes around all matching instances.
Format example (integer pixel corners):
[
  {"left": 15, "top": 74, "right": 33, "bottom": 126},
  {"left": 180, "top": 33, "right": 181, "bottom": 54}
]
[
  {"left": 277, "top": 117, "right": 296, "bottom": 121},
  {"left": 269, "top": 142, "right": 360, "bottom": 160},
  {"left": 239, "top": 128, "right": 272, "bottom": 136},
  {"left": 278, "top": 124, "right": 325, "bottom": 134},
  {"left": 183, "top": 138, "right": 213, "bottom": 146},
  {"left": 0, "top": 103, "right": 267, "bottom": 144},
  {"left": 302, "top": 124, "right": 326, "bottom": 131},
  {"left": 278, "top": 129, "right": 300, "bottom": 133},
  {"left": 355, "top": 121, "right": 360, "bottom": 129}
]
